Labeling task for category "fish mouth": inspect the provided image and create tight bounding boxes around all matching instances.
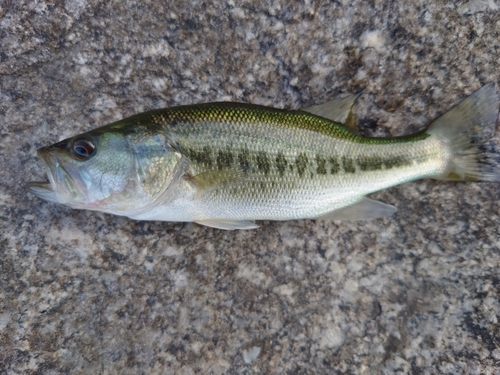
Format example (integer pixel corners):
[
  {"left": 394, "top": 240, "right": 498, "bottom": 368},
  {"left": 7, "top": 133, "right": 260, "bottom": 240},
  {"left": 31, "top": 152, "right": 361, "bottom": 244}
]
[
  {"left": 26, "top": 147, "right": 78, "bottom": 204},
  {"left": 26, "top": 181, "right": 58, "bottom": 203}
]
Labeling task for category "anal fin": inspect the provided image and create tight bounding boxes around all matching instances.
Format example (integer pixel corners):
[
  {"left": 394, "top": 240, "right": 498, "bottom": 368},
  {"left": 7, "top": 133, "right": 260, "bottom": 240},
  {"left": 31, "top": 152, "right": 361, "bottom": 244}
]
[
  {"left": 194, "top": 219, "right": 260, "bottom": 230},
  {"left": 317, "top": 198, "right": 397, "bottom": 221}
]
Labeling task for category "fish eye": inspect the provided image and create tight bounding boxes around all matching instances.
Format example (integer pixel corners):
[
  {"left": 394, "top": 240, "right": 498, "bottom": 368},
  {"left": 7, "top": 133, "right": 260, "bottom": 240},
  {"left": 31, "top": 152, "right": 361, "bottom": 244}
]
[{"left": 72, "top": 137, "right": 96, "bottom": 160}]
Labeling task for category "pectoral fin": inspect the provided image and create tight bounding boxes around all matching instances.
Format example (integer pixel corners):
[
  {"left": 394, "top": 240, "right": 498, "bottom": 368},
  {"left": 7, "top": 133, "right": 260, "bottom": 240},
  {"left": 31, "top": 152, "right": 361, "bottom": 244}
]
[
  {"left": 184, "top": 169, "right": 246, "bottom": 199},
  {"left": 301, "top": 91, "right": 363, "bottom": 133},
  {"left": 194, "top": 219, "right": 260, "bottom": 230},
  {"left": 317, "top": 198, "right": 396, "bottom": 221}
]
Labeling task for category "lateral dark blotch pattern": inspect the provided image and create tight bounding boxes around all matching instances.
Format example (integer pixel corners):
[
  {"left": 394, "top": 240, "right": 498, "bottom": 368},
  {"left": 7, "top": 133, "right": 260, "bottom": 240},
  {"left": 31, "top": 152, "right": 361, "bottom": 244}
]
[
  {"left": 216, "top": 149, "right": 234, "bottom": 170},
  {"left": 188, "top": 146, "right": 213, "bottom": 167},
  {"left": 342, "top": 157, "right": 356, "bottom": 173},
  {"left": 316, "top": 155, "right": 327, "bottom": 175},
  {"left": 238, "top": 149, "right": 250, "bottom": 171},
  {"left": 358, "top": 157, "right": 384, "bottom": 171},
  {"left": 329, "top": 157, "right": 340, "bottom": 174},
  {"left": 276, "top": 152, "right": 287, "bottom": 176},
  {"left": 257, "top": 152, "right": 271, "bottom": 174},
  {"left": 295, "top": 153, "right": 309, "bottom": 177},
  {"left": 384, "top": 157, "right": 413, "bottom": 169}
]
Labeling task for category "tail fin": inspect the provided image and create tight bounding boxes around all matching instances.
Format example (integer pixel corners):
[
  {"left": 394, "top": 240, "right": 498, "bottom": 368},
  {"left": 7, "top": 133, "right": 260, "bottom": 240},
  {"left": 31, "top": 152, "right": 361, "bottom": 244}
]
[{"left": 428, "top": 83, "right": 500, "bottom": 181}]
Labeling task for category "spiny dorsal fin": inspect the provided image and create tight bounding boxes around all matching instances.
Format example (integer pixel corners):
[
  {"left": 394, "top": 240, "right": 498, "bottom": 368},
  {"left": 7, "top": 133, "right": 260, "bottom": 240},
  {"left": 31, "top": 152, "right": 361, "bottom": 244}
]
[{"left": 301, "top": 91, "right": 364, "bottom": 133}]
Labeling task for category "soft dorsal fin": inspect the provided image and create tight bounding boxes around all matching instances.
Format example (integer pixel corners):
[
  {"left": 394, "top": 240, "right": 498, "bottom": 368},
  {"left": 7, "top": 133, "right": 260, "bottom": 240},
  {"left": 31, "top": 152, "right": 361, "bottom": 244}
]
[
  {"left": 301, "top": 91, "right": 363, "bottom": 133},
  {"left": 316, "top": 197, "right": 396, "bottom": 221}
]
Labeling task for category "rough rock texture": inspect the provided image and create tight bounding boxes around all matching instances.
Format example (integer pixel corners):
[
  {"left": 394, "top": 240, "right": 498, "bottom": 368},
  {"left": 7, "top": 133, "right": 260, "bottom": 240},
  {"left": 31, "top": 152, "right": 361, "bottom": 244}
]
[{"left": 2, "top": 0, "right": 500, "bottom": 374}]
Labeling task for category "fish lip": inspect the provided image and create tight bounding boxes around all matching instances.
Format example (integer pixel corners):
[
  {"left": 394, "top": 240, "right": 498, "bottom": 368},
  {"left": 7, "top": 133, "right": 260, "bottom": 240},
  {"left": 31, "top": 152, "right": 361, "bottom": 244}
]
[
  {"left": 26, "top": 147, "right": 56, "bottom": 201},
  {"left": 37, "top": 147, "right": 58, "bottom": 187},
  {"left": 26, "top": 181, "right": 57, "bottom": 203},
  {"left": 35, "top": 146, "right": 76, "bottom": 204}
]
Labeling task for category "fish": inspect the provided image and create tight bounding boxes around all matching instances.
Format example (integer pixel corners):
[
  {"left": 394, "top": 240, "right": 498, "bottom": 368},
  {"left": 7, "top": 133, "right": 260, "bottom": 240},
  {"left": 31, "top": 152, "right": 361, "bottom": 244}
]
[{"left": 27, "top": 84, "right": 500, "bottom": 230}]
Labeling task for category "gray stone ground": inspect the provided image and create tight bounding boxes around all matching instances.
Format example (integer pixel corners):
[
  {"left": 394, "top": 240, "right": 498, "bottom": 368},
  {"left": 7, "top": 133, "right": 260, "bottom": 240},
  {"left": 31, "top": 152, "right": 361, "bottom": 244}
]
[{"left": 2, "top": 0, "right": 500, "bottom": 374}]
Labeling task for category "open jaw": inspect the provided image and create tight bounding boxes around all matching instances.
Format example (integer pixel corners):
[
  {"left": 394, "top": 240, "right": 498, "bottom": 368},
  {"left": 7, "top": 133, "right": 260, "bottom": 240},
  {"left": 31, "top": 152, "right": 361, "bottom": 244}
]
[
  {"left": 26, "top": 147, "right": 79, "bottom": 204},
  {"left": 26, "top": 181, "right": 58, "bottom": 203}
]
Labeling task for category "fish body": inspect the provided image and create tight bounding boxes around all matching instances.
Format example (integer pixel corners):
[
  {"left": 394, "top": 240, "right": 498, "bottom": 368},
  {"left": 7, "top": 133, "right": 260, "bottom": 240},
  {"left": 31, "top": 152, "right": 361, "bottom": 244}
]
[{"left": 28, "top": 84, "right": 500, "bottom": 230}]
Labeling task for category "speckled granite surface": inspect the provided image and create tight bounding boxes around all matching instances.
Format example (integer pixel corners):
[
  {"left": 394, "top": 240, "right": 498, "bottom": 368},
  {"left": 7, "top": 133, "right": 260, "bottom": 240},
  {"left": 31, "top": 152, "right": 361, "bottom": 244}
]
[{"left": 2, "top": 1, "right": 500, "bottom": 374}]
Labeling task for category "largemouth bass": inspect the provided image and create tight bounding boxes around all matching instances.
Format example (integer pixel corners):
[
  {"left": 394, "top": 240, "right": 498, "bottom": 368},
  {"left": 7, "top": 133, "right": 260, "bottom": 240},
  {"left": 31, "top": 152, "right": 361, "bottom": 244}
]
[{"left": 27, "top": 84, "right": 500, "bottom": 230}]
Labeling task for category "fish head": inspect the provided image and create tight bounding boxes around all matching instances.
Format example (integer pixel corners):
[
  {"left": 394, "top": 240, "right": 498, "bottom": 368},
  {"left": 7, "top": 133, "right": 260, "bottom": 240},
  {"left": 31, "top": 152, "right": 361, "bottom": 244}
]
[{"left": 27, "top": 123, "right": 183, "bottom": 214}]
